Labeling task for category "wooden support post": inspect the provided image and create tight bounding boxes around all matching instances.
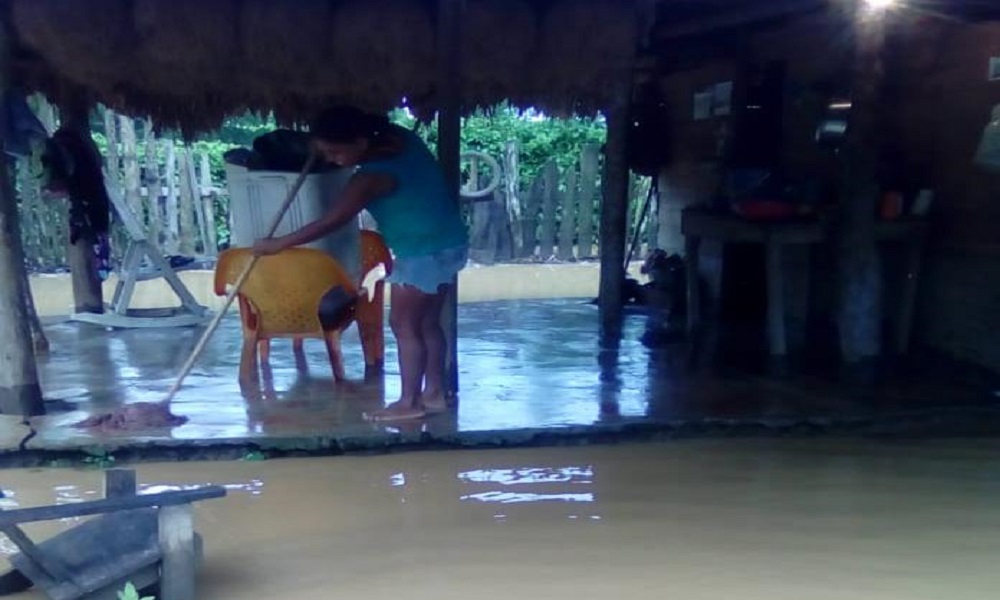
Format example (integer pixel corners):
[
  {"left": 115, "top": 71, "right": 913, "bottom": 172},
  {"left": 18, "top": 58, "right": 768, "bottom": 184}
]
[
  {"left": 504, "top": 140, "right": 522, "bottom": 253},
  {"left": 539, "top": 161, "right": 559, "bottom": 259},
  {"left": 119, "top": 116, "right": 142, "bottom": 220},
  {"left": 104, "top": 469, "right": 137, "bottom": 498},
  {"left": 437, "top": 0, "right": 463, "bottom": 396},
  {"left": 164, "top": 141, "right": 180, "bottom": 255},
  {"left": 836, "top": 1, "right": 890, "bottom": 380},
  {"left": 158, "top": 504, "right": 196, "bottom": 600},
  {"left": 577, "top": 144, "right": 600, "bottom": 259},
  {"left": 59, "top": 102, "right": 106, "bottom": 315},
  {"left": 521, "top": 175, "right": 542, "bottom": 258},
  {"left": 765, "top": 238, "right": 788, "bottom": 374},
  {"left": 895, "top": 233, "right": 924, "bottom": 354},
  {"left": 558, "top": 168, "right": 578, "bottom": 260},
  {"left": 598, "top": 85, "right": 633, "bottom": 340},
  {"left": 143, "top": 119, "right": 161, "bottom": 246},
  {"left": 177, "top": 148, "right": 196, "bottom": 256},
  {"left": 0, "top": 14, "right": 44, "bottom": 416}
]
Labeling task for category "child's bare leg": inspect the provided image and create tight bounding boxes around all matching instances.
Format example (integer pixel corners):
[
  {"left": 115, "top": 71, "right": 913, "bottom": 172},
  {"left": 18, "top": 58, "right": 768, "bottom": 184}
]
[
  {"left": 420, "top": 284, "right": 450, "bottom": 414},
  {"left": 369, "top": 285, "right": 430, "bottom": 421}
]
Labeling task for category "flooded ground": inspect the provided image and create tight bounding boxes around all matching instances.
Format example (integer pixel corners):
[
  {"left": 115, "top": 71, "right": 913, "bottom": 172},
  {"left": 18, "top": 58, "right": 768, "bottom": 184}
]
[
  {"left": 18, "top": 299, "right": 995, "bottom": 458},
  {"left": 2, "top": 438, "right": 999, "bottom": 599}
]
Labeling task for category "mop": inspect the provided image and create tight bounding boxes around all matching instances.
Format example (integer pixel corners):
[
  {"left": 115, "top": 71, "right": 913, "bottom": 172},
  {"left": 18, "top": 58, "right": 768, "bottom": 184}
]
[{"left": 76, "top": 153, "right": 323, "bottom": 431}]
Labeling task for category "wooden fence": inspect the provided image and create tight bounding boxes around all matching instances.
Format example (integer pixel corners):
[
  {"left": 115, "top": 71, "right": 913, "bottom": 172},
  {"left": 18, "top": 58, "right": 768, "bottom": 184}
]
[
  {"left": 17, "top": 110, "right": 660, "bottom": 272},
  {"left": 466, "top": 142, "right": 658, "bottom": 265},
  {"left": 17, "top": 108, "right": 224, "bottom": 273}
]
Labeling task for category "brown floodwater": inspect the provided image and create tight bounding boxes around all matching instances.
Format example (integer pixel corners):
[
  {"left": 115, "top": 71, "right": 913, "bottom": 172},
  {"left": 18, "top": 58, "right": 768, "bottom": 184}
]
[{"left": 2, "top": 439, "right": 999, "bottom": 599}]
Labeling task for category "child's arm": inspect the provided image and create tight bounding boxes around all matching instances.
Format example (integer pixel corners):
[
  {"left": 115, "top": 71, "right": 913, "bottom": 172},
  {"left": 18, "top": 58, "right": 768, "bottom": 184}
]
[{"left": 253, "top": 172, "right": 395, "bottom": 255}]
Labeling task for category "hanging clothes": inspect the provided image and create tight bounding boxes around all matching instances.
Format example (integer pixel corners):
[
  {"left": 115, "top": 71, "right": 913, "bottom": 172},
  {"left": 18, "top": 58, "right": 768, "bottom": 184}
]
[{"left": 41, "top": 127, "right": 114, "bottom": 280}]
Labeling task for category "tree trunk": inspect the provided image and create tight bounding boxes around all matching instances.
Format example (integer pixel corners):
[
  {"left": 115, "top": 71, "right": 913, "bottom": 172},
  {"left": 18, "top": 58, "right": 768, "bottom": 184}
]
[{"left": 0, "top": 18, "right": 44, "bottom": 416}]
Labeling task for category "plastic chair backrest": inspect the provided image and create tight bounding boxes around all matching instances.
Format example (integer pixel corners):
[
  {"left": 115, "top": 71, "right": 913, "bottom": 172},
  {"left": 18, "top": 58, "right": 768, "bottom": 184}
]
[
  {"left": 360, "top": 230, "right": 393, "bottom": 280},
  {"left": 215, "top": 248, "right": 357, "bottom": 336}
]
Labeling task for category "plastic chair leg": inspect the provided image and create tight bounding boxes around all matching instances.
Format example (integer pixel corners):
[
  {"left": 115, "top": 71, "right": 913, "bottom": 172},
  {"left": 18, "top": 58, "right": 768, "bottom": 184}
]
[
  {"left": 323, "top": 330, "right": 347, "bottom": 381},
  {"left": 240, "top": 334, "right": 260, "bottom": 383}
]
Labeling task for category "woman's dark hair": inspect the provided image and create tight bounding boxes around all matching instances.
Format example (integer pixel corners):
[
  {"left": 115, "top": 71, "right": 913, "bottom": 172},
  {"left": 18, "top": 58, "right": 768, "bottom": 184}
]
[{"left": 310, "top": 105, "right": 391, "bottom": 144}]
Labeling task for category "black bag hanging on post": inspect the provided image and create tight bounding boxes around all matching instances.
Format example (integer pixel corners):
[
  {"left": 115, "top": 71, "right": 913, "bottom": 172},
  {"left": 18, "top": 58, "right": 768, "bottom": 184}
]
[{"left": 626, "top": 82, "right": 672, "bottom": 177}]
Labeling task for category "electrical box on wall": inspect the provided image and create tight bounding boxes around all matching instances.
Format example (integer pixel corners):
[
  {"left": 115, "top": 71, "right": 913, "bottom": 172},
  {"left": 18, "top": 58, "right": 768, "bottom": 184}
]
[{"left": 989, "top": 57, "right": 1000, "bottom": 81}]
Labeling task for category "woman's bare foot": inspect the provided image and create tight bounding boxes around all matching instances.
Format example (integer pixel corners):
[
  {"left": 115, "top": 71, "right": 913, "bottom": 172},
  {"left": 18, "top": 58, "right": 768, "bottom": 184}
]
[
  {"left": 366, "top": 400, "right": 425, "bottom": 422},
  {"left": 420, "top": 390, "right": 449, "bottom": 415}
]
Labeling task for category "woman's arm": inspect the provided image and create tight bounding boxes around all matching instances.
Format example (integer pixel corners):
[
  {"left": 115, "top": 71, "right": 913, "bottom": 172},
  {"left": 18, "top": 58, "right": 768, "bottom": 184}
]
[{"left": 253, "top": 172, "right": 395, "bottom": 255}]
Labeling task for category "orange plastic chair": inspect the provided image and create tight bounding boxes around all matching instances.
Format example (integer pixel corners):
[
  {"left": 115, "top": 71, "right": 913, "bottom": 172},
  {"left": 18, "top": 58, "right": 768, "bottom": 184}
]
[
  {"left": 214, "top": 248, "right": 358, "bottom": 382},
  {"left": 357, "top": 230, "right": 393, "bottom": 371}
]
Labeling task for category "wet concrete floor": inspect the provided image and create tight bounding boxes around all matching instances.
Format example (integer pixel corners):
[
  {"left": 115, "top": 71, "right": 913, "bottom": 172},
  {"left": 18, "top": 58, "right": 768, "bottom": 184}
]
[
  {"left": 2, "top": 439, "right": 1000, "bottom": 599},
  {"left": 14, "top": 299, "right": 1000, "bottom": 459}
]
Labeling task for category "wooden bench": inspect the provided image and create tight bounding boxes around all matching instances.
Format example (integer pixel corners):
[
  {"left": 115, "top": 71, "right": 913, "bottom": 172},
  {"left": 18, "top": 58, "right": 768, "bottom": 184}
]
[{"left": 0, "top": 469, "right": 226, "bottom": 600}]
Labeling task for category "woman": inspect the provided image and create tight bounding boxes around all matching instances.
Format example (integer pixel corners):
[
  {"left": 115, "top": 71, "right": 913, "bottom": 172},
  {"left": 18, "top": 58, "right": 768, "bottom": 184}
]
[{"left": 252, "top": 106, "right": 468, "bottom": 421}]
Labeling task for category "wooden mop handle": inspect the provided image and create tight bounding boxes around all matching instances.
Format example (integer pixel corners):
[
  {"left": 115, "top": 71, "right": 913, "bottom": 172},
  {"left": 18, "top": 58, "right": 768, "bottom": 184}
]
[{"left": 162, "top": 153, "right": 319, "bottom": 403}]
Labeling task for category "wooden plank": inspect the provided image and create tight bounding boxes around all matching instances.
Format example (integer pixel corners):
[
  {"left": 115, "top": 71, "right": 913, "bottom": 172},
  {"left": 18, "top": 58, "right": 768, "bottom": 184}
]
[
  {"left": 177, "top": 148, "right": 196, "bottom": 256},
  {"left": 521, "top": 174, "right": 543, "bottom": 258},
  {"left": 111, "top": 243, "right": 142, "bottom": 315},
  {"left": 557, "top": 167, "right": 578, "bottom": 260},
  {"left": 0, "top": 486, "right": 226, "bottom": 527},
  {"left": 158, "top": 504, "right": 196, "bottom": 600},
  {"left": 141, "top": 244, "right": 206, "bottom": 313},
  {"left": 186, "top": 152, "right": 209, "bottom": 255},
  {"left": 576, "top": 144, "right": 600, "bottom": 259},
  {"left": 539, "top": 161, "right": 559, "bottom": 259},
  {"left": 504, "top": 140, "right": 522, "bottom": 253},
  {"left": 119, "top": 116, "right": 142, "bottom": 222},
  {"left": 143, "top": 119, "right": 161, "bottom": 247},
  {"left": 0, "top": 525, "right": 79, "bottom": 593},
  {"left": 102, "top": 109, "right": 119, "bottom": 174},
  {"left": 199, "top": 154, "right": 218, "bottom": 254},
  {"left": 163, "top": 141, "right": 180, "bottom": 254}
]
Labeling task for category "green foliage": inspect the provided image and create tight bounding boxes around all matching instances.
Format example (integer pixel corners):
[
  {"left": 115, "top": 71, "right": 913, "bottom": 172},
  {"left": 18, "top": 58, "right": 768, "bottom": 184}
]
[
  {"left": 118, "top": 581, "right": 155, "bottom": 600},
  {"left": 389, "top": 104, "right": 606, "bottom": 184},
  {"left": 77, "top": 105, "right": 608, "bottom": 257},
  {"left": 82, "top": 450, "right": 116, "bottom": 470}
]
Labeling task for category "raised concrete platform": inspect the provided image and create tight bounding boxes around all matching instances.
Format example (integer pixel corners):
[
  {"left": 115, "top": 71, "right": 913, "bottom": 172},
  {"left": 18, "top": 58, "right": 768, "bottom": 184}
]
[{"left": 5, "top": 298, "right": 996, "bottom": 466}]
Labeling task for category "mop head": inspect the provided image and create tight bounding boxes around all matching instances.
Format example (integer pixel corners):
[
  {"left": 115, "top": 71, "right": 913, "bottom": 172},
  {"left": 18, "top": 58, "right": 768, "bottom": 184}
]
[{"left": 75, "top": 402, "right": 188, "bottom": 432}]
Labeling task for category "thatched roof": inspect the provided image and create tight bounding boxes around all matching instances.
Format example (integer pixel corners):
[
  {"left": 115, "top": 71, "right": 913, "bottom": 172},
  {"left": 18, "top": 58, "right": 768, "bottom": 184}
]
[
  {"left": 8, "top": 0, "right": 645, "bottom": 135},
  {"left": 9, "top": 0, "right": 997, "bottom": 135}
]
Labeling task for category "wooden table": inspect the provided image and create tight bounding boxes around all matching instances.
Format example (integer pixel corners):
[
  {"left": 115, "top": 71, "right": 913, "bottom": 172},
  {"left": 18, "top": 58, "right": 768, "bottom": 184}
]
[{"left": 682, "top": 208, "right": 928, "bottom": 360}]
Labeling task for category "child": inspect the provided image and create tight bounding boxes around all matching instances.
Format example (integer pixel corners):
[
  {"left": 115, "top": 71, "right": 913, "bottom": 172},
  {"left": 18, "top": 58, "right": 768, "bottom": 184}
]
[{"left": 253, "top": 106, "right": 468, "bottom": 421}]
